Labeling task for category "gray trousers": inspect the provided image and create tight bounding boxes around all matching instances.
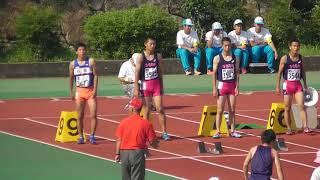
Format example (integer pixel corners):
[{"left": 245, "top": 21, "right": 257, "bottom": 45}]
[
  {"left": 122, "top": 84, "right": 135, "bottom": 99},
  {"left": 120, "top": 149, "right": 146, "bottom": 180}
]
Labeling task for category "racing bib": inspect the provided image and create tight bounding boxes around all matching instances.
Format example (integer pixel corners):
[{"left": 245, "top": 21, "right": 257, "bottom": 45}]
[
  {"left": 145, "top": 67, "right": 158, "bottom": 80},
  {"left": 222, "top": 69, "right": 235, "bottom": 81},
  {"left": 287, "top": 69, "right": 300, "bottom": 81},
  {"left": 76, "top": 75, "right": 90, "bottom": 87}
]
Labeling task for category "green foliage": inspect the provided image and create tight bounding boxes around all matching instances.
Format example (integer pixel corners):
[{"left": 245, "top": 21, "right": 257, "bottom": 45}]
[
  {"left": 181, "top": 0, "right": 251, "bottom": 38},
  {"left": 265, "top": 1, "right": 301, "bottom": 46},
  {"left": 299, "top": 44, "right": 320, "bottom": 56},
  {"left": 0, "top": 42, "right": 75, "bottom": 63},
  {"left": 84, "top": 5, "right": 178, "bottom": 59},
  {"left": 15, "top": 4, "right": 62, "bottom": 61}
]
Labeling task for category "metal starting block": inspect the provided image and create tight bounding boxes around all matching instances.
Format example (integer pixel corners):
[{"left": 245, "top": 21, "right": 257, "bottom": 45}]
[
  {"left": 197, "top": 141, "right": 223, "bottom": 155},
  {"left": 272, "top": 138, "right": 288, "bottom": 151}
]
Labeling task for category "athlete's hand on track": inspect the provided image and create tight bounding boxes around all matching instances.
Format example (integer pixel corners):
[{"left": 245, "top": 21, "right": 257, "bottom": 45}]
[
  {"left": 275, "top": 87, "right": 281, "bottom": 95},
  {"left": 212, "top": 89, "right": 217, "bottom": 97},
  {"left": 115, "top": 154, "right": 120, "bottom": 163},
  {"left": 70, "top": 92, "right": 75, "bottom": 100},
  {"left": 235, "top": 87, "right": 239, "bottom": 96}
]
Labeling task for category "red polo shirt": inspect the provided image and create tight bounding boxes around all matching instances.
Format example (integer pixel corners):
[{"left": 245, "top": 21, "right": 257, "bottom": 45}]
[{"left": 115, "top": 114, "right": 157, "bottom": 150}]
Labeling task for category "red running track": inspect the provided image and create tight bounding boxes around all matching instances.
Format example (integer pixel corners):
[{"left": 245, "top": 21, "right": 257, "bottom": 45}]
[{"left": 0, "top": 91, "right": 319, "bottom": 180}]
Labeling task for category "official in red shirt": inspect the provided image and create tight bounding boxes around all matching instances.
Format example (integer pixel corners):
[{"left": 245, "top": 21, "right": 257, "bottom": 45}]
[{"left": 115, "top": 98, "right": 159, "bottom": 180}]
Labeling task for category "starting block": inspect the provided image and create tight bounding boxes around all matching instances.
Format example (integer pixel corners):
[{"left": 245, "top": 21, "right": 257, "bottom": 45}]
[
  {"left": 197, "top": 141, "right": 223, "bottom": 155},
  {"left": 139, "top": 105, "right": 153, "bottom": 122},
  {"left": 198, "top": 105, "right": 229, "bottom": 137},
  {"left": 55, "top": 111, "right": 85, "bottom": 143},
  {"left": 272, "top": 138, "right": 288, "bottom": 151},
  {"left": 267, "top": 103, "right": 297, "bottom": 134}
]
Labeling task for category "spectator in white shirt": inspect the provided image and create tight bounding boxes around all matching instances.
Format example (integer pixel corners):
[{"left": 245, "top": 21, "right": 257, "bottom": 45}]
[
  {"left": 205, "top": 22, "right": 228, "bottom": 75},
  {"left": 228, "top": 19, "right": 249, "bottom": 74},
  {"left": 247, "top": 16, "right": 278, "bottom": 73},
  {"left": 176, "top": 18, "right": 202, "bottom": 75},
  {"left": 118, "top": 53, "right": 139, "bottom": 109}
]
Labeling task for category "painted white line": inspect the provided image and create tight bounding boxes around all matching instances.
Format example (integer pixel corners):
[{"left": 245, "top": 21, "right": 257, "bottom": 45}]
[
  {"left": 98, "top": 116, "right": 317, "bottom": 169},
  {"left": 0, "top": 130, "right": 185, "bottom": 180},
  {"left": 167, "top": 94, "right": 199, "bottom": 97},
  {"left": 0, "top": 100, "right": 5, "bottom": 103},
  {"left": 18, "top": 117, "right": 256, "bottom": 177},
  {"left": 166, "top": 114, "right": 320, "bottom": 151},
  {"left": 147, "top": 151, "right": 317, "bottom": 161},
  {"left": 236, "top": 113, "right": 267, "bottom": 122},
  {"left": 147, "top": 154, "right": 248, "bottom": 161},
  {"left": 0, "top": 109, "right": 271, "bottom": 120},
  {"left": 166, "top": 115, "right": 200, "bottom": 124},
  {"left": 239, "top": 131, "right": 320, "bottom": 151}
]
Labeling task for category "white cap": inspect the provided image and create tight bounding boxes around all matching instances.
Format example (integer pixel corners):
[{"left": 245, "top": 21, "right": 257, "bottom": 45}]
[
  {"left": 254, "top": 16, "right": 264, "bottom": 25},
  {"left": 233, "top": 19, "right": 243, "bottom": 26},
  {"left": 212, "top": 22, "right": 223, "bottom": 30},
  {"left": 182, "top": 18, "right": 193, "bottom": 26},
  {"left": 131, "top": 53, "right": 139, "bottom": 64}
]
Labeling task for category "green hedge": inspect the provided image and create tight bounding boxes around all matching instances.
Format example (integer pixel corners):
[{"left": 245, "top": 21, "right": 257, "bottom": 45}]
[{"left": 84, "top": 5, "right": 178, "bottom": 59}]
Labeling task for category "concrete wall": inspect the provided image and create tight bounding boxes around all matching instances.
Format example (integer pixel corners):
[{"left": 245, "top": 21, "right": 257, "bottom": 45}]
[{"left": 0, "top": 57, "right": 319, "bottom": 78}]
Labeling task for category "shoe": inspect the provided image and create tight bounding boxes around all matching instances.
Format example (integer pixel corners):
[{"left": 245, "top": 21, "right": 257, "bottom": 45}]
[
  {"left": 303, "top": 127, "right": 312, "bottom": 133},
  {"left": 194, "top": 70, "right": 201, "bottom": 75},
  {"left": 268, "top": 68, "right": 275, "bottom": 74},
  {"left": 212, "top": 132, "right": 221, "bottom": 139},
  {"left": 241, "top": 68, "right": 247, "bottom": 74},
  {"left": 207, "top": 70, "right": 213, "bottom": 75},
  {"left": 78, "top": 136, "right": 85, "bottom": 144},
  {"left": 162, "top": 132, "right": 170, "bottom": 141},
  {"left": 286, "top": 129, "right": 294, "bottom": 135},
  {"left": 231, "top": 131, "right": 242, "bottom": 138},
  {"left": 89, "top": 134, "right": 96, "bottom": 144},
  {"left": 124, "top": 103, "right": 130, "bottom": 110},
  {"left": 185, "top": 71, "right": 192, "bottom": 76}
]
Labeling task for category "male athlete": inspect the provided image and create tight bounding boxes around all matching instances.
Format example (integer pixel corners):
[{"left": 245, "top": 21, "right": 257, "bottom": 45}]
[
  {"left": 69, "top": 43, "right": 98, "bottom": 144},
  {"left": 276, "top": 39, "right": 311, "bottom": 135},
  {"left": 134, "top": 37, "right": 170, "bottom": 141},
  {"left": 212, "top": 37, "right": 241, "bottom": 139}
]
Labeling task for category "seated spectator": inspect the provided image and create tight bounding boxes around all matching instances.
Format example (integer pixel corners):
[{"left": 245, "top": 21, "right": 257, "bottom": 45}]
[
  {"left": 118, "top": 53, "right": 139, "bottom": 110},
  {"left": 310, "top": 150, "right": 320, "bottom": 180},
  {"left": 228, "top": 19, "right": 249, "bottom": 74},
  {"left": 205, "top": 22, "right": 227, "bottom": 75},
  {"left": 247, "top": 16, "right": 278, "bottom": 73},
  {"left": 176, "top": 18, "right": 202, "bottom": 75},
  {"left": 243, "top": 129, "right": 284, "bottom": 180}
]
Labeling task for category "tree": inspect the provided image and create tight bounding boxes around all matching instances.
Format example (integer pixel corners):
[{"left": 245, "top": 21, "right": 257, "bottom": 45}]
[
  {"left": 84, "top": 5, "right": 178, "bottom": 59},
  {"left": 16, "top": 4, "right": 61, "bottom": 60}
]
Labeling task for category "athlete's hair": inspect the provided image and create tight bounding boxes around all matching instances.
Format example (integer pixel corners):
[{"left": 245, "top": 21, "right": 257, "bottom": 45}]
[
  {"left": 261, "top": 129, "right": 276, "bottom": 144},
  {"left": 222, "top": 37, "right": 231, "bottom": 44},
  {"left": 289, "top": 39, "right": 300, "bottom": 46},
  {"left": 76, "top": 43, "right": 86, "bottom": 50},
  {"left": 144, "top": 36, "right": 156, "bottom": 43}
]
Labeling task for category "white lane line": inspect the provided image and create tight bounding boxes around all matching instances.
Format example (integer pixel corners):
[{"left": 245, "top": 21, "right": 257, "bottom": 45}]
[
  {"left": 18, "top": 118, "right": 253, "bottom": 177},
  {"left": 147, "top": 151, "right": 317, "bottom": 161},
  {"left": 166, "top": 114, "right": 320, "bottom": 151},
  {"left": 97, "top": 117, "right": 317, "bottom": 169},
  {"left": 0, "top": 130, "right": 185, "bottom": 180}
]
